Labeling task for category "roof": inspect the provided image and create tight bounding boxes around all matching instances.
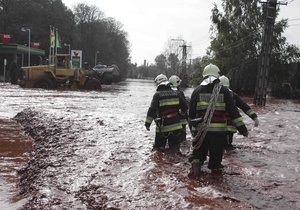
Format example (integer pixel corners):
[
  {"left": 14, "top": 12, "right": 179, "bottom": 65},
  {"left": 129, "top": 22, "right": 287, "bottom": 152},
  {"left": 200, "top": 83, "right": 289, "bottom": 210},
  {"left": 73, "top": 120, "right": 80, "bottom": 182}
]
[{"left": 0, "top": 43, "right": 45, "bottom": 56}]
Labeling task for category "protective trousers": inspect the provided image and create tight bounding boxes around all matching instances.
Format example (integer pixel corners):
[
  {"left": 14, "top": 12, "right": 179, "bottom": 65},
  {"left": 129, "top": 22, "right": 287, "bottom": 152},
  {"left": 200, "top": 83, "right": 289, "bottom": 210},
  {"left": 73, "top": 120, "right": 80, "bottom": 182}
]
[
  {"left": 225, "top": 132, "right": 234, "bottom": 146},
  {"left": 154, "top": 130, "right": 181, "bottom": 151},
  {"left": 190, "top": 132, "right": 226, "bottom": 170}
]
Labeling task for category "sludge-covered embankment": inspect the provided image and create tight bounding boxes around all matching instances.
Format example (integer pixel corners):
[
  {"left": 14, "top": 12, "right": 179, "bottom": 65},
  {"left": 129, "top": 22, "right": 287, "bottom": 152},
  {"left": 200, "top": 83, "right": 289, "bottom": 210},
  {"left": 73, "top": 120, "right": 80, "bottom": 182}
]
[{"left": 14, "top": 108, "right": 110, "bottom": 209}]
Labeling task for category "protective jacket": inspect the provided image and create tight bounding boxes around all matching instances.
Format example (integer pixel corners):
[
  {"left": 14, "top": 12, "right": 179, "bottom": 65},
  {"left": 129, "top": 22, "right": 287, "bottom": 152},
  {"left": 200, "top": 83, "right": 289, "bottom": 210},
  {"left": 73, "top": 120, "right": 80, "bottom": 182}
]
[
  {"left": 171, "top": 87, "right": 189, "bottom": 126},
  {"left": 189, "top": 82, "right": 247, "bottom": 135},
  {"left": 145, "top": 85, "right": 188, "bottom": 133},
  {"left": 225, "top": 91, "right": 258, "bottom": 133}
]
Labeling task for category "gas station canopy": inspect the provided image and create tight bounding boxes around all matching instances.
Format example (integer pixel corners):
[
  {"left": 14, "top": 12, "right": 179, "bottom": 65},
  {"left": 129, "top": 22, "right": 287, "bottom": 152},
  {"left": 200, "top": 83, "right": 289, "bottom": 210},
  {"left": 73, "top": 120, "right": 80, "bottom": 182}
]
[{"left": 0, "top": 43, "right": 45, "bottom": 55}]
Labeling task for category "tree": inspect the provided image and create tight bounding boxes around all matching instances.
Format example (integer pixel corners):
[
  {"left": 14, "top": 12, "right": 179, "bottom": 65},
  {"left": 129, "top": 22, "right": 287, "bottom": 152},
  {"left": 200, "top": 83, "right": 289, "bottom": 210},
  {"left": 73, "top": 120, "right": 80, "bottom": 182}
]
[
  {"left": 137, "top": 64, "right": 160, "bottom": 79},
  {"left": 190, "top": 55, "right": 212, "bottom": 86},
  {"left": 100, "top": 17, "right": 130, "bottom": 76},
  {"left": 73, "top": 3, "right": 105, "bottom": 63},
  {"left": 0, "top": 0, "right": 73, "bottom": 64},
  {"left": 0, "top": 1, "right": 130, "bottom": 78},
  {"left": 0, "top": 0, "right": 72, "bottom": 47},
  {"left": 167, "top": 53, "right": 180, "bottom": 76},
  {"left": 73, "top": 3, "right": 130, "bottom": 77},
  {"left": 208, "top": 0, "right": 300, "bottom": 96},
  {"left": 163, "top": 36, "right": 192, "bottom": 77},
  {"left": 127, "top": 62, "right": 138, "bottom": 78},
  {"left": 155, "top": 54, "right": 167, "bottom": 76},
  {"left": 209, "top": 0, "right": 263, "bottom": 94}
]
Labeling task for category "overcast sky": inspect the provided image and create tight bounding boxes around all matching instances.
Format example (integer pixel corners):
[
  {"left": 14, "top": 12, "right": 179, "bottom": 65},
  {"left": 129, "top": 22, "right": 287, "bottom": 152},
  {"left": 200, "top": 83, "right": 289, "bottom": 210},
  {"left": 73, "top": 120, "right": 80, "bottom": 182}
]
[{"left": 62, "top": 0, "right": 300, "bottom": 65}]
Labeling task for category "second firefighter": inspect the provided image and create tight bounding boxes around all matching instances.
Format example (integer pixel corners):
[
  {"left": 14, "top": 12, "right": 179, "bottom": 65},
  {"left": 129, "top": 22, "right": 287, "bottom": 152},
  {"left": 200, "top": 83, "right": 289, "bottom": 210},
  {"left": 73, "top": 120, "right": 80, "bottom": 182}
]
[{"left": 145, "top": 74, "right": 188, "bottom": 153}]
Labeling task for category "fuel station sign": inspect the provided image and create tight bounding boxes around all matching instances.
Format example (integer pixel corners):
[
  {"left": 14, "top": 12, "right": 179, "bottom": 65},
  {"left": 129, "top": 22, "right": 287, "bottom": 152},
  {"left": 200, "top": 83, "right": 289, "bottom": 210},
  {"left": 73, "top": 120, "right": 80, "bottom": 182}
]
[
  {"left": 0, "top": 34, "right": 12, "bottom": 45},
  {"left": 71, "top": 50, "right": 82, "bottom": 68}
]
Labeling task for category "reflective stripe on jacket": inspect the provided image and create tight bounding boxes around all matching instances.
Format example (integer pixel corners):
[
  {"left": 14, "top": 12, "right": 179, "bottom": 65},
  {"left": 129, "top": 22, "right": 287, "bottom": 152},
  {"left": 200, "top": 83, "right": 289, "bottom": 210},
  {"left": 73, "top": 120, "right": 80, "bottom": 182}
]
[
  {"left": 224, "top": 91, "right": 258, "bottom": 133},
  {"left": 145, "top": 85, "right": 188, "bottom": 133},
  {"left": 189, "top": 82, "right": 247, "bottom": 135}
]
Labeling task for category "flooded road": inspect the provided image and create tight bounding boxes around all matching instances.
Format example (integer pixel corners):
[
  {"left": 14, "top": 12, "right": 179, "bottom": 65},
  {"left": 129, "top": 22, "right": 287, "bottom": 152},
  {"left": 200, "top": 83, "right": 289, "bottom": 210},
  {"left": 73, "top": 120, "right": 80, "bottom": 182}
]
[{"left": 0, "top": 79, "right": 299, "bottom": 209}]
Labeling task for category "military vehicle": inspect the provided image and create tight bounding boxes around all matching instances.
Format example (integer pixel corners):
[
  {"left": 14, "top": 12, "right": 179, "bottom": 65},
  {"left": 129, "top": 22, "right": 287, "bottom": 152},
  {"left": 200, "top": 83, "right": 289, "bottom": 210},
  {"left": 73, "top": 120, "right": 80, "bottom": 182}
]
[{"left": 92, "top": 63, "right": 121, "bottom": 85}]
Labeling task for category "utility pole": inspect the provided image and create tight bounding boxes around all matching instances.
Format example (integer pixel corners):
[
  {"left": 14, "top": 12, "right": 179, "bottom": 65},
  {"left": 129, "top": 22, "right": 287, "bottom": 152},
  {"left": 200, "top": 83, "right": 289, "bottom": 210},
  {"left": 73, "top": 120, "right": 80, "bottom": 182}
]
[
  {"left": 171, "top": 38, "right": 184, "bottom": 76},
  {"left": 254, "top": 0, "right": 287, "bottom": 106},
  {"left": 171, "top": 39, "right": 191, "bottom": 87},
  {"left": 180, "top": 43, "right": 188, "bottom": 87}
]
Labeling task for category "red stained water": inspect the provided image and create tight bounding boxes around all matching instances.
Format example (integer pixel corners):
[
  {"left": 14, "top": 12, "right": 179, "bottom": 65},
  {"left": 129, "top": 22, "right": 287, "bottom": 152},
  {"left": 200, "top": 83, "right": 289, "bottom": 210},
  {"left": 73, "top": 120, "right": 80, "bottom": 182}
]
[{"left": 0, "top": 80, "right": 299, "bottom": 209}]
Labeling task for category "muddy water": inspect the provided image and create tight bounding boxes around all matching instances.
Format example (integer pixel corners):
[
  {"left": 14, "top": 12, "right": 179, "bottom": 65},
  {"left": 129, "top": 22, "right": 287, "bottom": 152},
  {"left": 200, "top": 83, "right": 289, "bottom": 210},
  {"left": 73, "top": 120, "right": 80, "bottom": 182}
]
[
  {"left": 0, "top": 119, "right": 32, "bottom": 209},
  {"left": 0, "top": 80, "right": 299, "bottom": 209}
]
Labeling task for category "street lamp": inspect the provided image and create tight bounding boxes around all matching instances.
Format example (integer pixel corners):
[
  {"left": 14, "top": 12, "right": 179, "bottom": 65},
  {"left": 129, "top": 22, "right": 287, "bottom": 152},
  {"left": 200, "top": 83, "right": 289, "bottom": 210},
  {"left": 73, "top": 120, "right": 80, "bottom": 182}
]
[
  {"left": 21, "top": 27, "right": 31, "bottom": 66},
  {"left": 64, "top": 43, "right": 71, "bottom": 55},
  {"left": 95, "top": 51, "right": 99, "bottom": 66}
]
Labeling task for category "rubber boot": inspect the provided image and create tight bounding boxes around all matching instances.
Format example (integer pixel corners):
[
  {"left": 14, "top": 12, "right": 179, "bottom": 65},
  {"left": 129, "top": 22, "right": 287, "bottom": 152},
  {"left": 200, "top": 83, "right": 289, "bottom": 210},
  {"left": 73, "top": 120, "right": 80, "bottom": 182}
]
[
  {"left": 211, "top": 168, "right": 224, "bottom": 175},
  {"left": 191, "top": 159, "right": 201, "bottom": 178}
]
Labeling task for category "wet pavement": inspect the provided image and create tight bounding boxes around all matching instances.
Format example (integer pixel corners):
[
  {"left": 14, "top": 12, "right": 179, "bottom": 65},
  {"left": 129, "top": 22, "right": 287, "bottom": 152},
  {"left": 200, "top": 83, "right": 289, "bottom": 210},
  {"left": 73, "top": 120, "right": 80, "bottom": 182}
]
[{"left": 0, "top": 79, "right": 299, "bottom": 209}]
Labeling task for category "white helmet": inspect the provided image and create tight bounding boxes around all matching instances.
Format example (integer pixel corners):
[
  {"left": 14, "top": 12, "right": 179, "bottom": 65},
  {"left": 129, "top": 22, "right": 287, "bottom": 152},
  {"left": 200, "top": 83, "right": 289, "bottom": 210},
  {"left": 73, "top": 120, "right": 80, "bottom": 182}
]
[
  {"left": 169, "top": 75, "right": 182, "bottom": 87},
  {"left": 219, "top": 75, "right": 230, "bottom": 87},
  {"left": 154, "top": 74, "right": 168, "bottom": 85},
  {"left": 202, "top": 63, "right": 220, "bottom": 78}
]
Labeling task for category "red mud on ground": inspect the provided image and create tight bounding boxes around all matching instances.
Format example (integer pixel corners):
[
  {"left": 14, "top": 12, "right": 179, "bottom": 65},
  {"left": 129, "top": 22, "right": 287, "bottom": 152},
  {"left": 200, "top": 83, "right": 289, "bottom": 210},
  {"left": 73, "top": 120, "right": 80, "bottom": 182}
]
[
  {"left": 0, "top": 119, "right": 32, "bottom": 209},
  {"left": 0, "top": 80, "right": 299, "bottom": 209}
]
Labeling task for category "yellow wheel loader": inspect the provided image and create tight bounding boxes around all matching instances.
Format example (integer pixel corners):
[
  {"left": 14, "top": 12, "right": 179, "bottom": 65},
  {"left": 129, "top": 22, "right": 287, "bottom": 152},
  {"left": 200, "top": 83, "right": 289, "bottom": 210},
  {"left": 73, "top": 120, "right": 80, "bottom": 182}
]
[{"left": 18, "top": 54, "right": 102, "bottom": 90}]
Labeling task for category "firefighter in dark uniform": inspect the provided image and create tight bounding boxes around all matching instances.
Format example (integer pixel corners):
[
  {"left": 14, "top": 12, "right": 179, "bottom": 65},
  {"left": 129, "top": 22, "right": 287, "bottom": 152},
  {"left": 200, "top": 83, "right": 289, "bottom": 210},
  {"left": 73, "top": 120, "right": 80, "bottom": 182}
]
[
  {"left": 219, "top": 75, "right": 259, "bottom": 150},
  {"left": 188, "top": 64, "right": 248, "bottom": 175},
  {"left": 169, "top": 75, "right": 189, "bottom": 142},
  {"left": 9, "top": 59, "right": 18, "bottom": 84},
  {"left": 145, "top": 74, "right": 188, "bottom": 153}
]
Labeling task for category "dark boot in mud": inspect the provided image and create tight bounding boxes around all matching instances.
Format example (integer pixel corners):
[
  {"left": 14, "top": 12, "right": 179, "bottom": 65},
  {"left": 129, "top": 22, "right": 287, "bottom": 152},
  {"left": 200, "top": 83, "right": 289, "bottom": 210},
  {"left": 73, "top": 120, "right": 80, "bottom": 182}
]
[
  {"left": 192, "top": 163, "right": 201, "bottom": 178},
  {"left": 211, "top": 167, "right": 224, "bottom": 175},
  {"left": 152, "top": 146, "right": 167, "bottom": 152},
  {"left": 168, "top": 145, "right": 182, "bottom": 155},
  {"left": 224, "top": 143, "right": 235, "bottom": 151},
  {"left": 191, "top": 159, "right": 203, "bottom": 178}
]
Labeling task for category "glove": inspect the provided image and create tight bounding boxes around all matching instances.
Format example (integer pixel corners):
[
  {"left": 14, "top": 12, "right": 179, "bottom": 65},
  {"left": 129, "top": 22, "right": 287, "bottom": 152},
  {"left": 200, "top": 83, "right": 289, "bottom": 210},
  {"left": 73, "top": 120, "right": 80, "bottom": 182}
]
[
  {"left": 253, "top": 118, "right": 259, "bottom": 127},
  {"left": 146, "top": 126, "right": 150, "bottom": 131}
]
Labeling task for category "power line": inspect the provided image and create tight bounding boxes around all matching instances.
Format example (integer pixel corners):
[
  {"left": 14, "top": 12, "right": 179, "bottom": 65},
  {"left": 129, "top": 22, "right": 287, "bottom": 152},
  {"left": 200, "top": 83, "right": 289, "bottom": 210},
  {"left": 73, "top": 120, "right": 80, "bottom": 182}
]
[
  {"left": 192, "top": 37, "right": 211, "bottom": 47},
  {"left": 192, "top": 34, "right": 211, "bottom": 44},
  {"left": 286, "top": 0, "right": 295, "bottom": 4},
  {"left": 191, "top": 15, "right": 245, "bottom": 47}
]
